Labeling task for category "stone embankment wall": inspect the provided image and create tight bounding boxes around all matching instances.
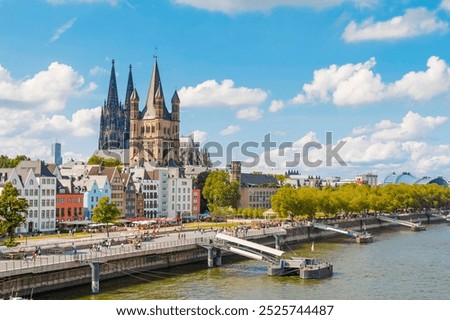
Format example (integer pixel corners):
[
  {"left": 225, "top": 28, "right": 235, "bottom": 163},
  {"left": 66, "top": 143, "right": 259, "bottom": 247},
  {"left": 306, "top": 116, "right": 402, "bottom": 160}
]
[{"left": 0, "top": 214, "right": 445, "bottom": 297}]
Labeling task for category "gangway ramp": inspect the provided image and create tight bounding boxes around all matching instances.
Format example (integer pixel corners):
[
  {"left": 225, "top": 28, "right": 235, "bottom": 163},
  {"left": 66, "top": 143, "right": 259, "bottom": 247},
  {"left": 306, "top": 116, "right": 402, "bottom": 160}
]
[
  {"left": 215, "top": 233, "right": 285, "bottom": 264},
  {"left": 377, "top": 215, "right": 425, "bottom": 231},
  {"left": 427, "top": 212, "right": 449, "bottom": 221},
  {"left": 312, "top": 222, "right": 373, "bottom": 243}
]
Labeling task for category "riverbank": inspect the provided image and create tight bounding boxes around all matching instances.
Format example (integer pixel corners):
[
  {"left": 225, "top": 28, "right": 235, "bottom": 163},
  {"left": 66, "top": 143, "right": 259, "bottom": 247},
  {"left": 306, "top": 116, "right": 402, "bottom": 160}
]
[{"left": 1, "top": 213, "right": 447, "bottom": 298}]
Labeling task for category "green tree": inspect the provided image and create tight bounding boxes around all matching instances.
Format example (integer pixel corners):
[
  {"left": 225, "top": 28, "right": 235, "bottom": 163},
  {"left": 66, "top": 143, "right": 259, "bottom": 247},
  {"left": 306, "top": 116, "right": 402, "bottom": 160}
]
[
  {"left": 0, "top": 155, "right": 29, "bottom": 168},
  {"left": 274, "top": 174, "right": 287, "bottom": 185},
  {"left": 295, "top": 187, "right": 319, "bottom": 220},
  {"left": 271, "top": 185, "right": 301, "bottom": 219},
  {"left": 318, "top": 186, "right": 340, "bottom": 217},
  {"left": 87, "top": 155, "right": 121, "bottom": 167},
  {"left": 0, "top": 182, "right": 28, "bottom": 247},
  {"left": 194, "top": 170, "right": 211, "bottom": 213},
  {"left": 91, "top": 196, "right": 122, "bottom": 237},
  {"left": 202, "top": 171, "right": 240, "bottom": 214}
]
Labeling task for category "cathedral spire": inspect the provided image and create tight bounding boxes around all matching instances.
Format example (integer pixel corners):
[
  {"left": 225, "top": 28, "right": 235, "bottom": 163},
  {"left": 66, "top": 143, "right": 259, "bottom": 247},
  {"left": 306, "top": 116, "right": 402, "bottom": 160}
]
[
  {"left": 106, "top": 59, "right": 120, "bottom": 110},
  {"left": 124, "top": 64, "right": 134, "bottom": 110}
]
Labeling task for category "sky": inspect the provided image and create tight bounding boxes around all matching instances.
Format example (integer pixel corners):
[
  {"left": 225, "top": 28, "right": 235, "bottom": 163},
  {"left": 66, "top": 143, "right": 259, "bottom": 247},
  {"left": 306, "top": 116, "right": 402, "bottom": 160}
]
[{"left": 1, "top": 0, "right": 450, "bottom": 181}]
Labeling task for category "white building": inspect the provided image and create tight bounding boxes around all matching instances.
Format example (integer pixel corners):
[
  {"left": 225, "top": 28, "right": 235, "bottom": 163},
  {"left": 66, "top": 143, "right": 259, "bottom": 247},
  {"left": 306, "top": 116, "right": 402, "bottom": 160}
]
[
  {"left": 355, "top": 173, "right": 378, "bottom": 186},
  {"left": 130, "top": 167, "right": 160, "bottom": 218},
  {"left": 0, "top": 160, "right": 57, "bottom": 233},
  {"left": 168, "top": 177, "right": 192, "bottom": 219}
]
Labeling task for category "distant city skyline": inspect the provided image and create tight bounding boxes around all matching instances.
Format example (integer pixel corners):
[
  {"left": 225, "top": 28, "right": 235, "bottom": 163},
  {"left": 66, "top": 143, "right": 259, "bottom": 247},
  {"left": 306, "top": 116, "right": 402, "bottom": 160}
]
[{"left": 1, "top": 0, "right": 450, "bottom": 179}]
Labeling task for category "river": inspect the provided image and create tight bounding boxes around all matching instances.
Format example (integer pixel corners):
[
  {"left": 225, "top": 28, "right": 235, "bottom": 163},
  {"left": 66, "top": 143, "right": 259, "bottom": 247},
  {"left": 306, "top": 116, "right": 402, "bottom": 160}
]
[{"left": 36, "top": 223, "right": 450, "bottom": 300}]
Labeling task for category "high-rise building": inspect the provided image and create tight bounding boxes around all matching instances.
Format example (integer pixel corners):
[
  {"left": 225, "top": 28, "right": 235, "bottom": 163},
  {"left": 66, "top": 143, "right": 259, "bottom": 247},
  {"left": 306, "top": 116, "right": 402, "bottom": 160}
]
[{"left": 51, "top": 141, "right": 63, "bottom": 165}]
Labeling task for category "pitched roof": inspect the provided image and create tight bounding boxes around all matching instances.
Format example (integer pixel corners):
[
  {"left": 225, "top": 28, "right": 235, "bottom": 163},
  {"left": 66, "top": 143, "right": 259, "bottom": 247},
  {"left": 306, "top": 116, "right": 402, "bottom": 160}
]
[
  {"left": 141, "top": 58, "right": 171, "bottom": 120},
  {"left": 16, "top": 160, "right": 55, "bottom": 177},
  {"left": 0, "top": 168, "right": 14, "bottom": 187},
  {"left": 240, "top": 173, "right": 278, "bottom": 187}
]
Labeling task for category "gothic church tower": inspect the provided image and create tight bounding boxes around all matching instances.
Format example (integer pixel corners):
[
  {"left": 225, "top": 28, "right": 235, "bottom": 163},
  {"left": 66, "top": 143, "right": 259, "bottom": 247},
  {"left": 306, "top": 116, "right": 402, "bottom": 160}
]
[{"left": 98, "top": 60, "right": 131, "bottom": 150}]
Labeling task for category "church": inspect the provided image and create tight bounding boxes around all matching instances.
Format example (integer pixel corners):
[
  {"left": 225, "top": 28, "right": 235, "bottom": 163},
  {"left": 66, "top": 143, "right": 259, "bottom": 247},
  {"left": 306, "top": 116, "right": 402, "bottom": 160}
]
[{"left": 98, "top": 57, "right": 180, "bottom": 167}]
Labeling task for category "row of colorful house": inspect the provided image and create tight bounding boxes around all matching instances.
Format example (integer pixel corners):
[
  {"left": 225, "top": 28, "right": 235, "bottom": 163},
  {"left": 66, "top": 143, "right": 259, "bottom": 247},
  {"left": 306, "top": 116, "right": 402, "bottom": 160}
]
[{"left": 0, "top": 160, "right": 200, "bottom": 234}]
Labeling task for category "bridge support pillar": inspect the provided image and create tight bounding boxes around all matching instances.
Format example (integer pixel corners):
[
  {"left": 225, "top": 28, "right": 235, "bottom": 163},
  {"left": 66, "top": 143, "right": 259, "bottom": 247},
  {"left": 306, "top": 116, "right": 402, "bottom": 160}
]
[
  {"left": 274, "top": 235, "right": 281, "bottom": 250},
  {"left": 215, "top": 249, "right": 222, "bottom": 266},
  {"left": 207, "top": 247, "right": 215, "bottom": 268},
  {"left": 89, "top": 262, "right": 100, "bottom": 294}
]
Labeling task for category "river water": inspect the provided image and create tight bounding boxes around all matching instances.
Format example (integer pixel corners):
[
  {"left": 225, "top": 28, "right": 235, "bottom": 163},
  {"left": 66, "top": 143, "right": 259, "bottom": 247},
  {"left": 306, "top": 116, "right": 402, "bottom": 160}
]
[{"left": 37, "top": 223, "right": 450, "bottom": 300}]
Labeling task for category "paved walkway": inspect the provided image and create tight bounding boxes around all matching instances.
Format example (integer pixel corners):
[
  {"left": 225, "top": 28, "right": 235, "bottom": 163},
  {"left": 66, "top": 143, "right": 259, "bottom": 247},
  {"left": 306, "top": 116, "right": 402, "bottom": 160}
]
[{"left": 0, "top": 227, "right": 282, "bottom": 273}]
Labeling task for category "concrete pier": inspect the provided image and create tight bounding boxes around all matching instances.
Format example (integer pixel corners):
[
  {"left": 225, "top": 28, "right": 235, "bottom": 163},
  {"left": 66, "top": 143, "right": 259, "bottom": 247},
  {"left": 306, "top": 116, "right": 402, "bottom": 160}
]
[{"left": 89, "top": 262, "right": 100, "bottom": 294}]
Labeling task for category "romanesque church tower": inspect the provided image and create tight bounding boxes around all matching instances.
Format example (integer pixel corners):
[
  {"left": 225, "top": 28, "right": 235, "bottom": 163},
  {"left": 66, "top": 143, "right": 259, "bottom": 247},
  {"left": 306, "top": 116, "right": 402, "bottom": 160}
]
[{"left": 129, "top": 57, "right": 180, "bottom": 166}]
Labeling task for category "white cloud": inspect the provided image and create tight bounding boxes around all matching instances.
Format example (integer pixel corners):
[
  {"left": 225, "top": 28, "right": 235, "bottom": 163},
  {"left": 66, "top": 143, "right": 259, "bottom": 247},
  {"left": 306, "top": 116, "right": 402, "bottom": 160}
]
[
  {"left": 0, "top": 106, "right": 101, "bottom": 161},
  {"left": 49, "top": 18, "right": 77, "bottom": 43},
  {"left": 220, "top": 125, "right": 241, "bottom": 136},
  {"left": 178, "top": 79, "right": 267, "bottom": 108},
  {"left": 190, "top": 130, "right": 208, "bottom": 143},
  {"left": 0, "top": 62, "right": 96, "bottom": 112},
  {"left": 343, "top": 8, "right": 448, "bottom": 42},
  {"left": 47, "top": 0, "right": 118, "bottom": 5},
  {"left": 236, "top": 106, "right": 263, "bottom": 121},
  {"left": 291, "top": 56, "right": 450, "bottom": 106},
  {"left": 268, "top": 100, "right": 285, "bottom": 113},
  {"left": 0, "top": 62, "right": 100, "bottom": 162},
  {"left": 440, "top": 0, "right": 450, "bottom": 11},
  {"left": 338, "top": 112, "right": 449, "bottom": 174},
  {"left": 172, "top": 0, "right": 345, "bottom": 14},
  {"left": 248, "top": 112, "right": 450, "bottom": 176},
  {"left": 388, "top": 56, "right": 450, "bottom": 100},
  {"left": 0, "top": 135, "right": 51, "bottom": 161},
  {"left": 89, "top": 66, "right": 108, "bottom": 76},
  {"left": 28, "top": 107, "right": 102, "bottom": 137},
  {"left": 369, "top": 111, "right": 447, "bottom": 141}
]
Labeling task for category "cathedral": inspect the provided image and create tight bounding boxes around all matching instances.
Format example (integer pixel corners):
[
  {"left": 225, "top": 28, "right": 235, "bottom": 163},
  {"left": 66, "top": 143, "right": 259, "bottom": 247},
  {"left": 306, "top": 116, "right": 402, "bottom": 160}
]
[{"left": 98, "top": 57, "right": 180, "bottom": 167}]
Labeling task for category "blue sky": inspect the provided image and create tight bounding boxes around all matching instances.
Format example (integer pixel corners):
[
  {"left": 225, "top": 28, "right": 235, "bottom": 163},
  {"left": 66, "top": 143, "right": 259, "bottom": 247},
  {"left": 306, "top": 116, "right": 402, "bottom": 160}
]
[{"left": 2, "top": 0, "right": 450, "bottom": 181}]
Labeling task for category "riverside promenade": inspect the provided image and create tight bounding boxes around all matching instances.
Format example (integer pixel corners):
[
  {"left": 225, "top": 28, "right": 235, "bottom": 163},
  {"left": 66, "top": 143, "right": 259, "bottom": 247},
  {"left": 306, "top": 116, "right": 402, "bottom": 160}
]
[
  {"left": 1, "top": 213, "right": 446, "bottom": 297},
  {"left": 0, "top": 225, "right": 286, "bottom": 297}
]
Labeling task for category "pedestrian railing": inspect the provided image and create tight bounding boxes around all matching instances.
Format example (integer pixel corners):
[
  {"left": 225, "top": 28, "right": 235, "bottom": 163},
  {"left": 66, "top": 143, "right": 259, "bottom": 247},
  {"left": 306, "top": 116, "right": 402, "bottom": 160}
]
[{"left": 0, "top": 227, "right": 288, "bottom": 273}]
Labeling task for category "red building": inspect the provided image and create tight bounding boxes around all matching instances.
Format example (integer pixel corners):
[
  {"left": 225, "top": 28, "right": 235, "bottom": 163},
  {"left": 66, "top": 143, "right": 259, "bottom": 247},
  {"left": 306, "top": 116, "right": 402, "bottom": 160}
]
[
  {"left": 56, "top": 179, "right": 84, "bottom": 223},
  {"left": 192, "top": 189, "right": 201, "bottom": 217}
]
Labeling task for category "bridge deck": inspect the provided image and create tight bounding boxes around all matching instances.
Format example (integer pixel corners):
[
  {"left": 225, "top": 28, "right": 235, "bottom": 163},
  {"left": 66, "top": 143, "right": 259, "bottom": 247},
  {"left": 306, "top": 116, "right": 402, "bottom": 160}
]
[
  {"left": 215, "top": 233, "right": 285, "bottom": 257},
  {"left": 377, "top": 215, "right": 422, "bottom": 227},
  {"left": 313, "top": 222, "right": 361, "bottom": 238}
]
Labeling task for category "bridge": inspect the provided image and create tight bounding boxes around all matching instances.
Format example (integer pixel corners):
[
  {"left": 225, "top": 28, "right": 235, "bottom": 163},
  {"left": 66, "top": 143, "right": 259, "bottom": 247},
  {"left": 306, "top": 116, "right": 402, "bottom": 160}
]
[
  {"left": 425, "top": 211, "right": 450, "bottom": 222},
  {"left": 311, "top": 222, "right": 373, "bottom": 243},
  {"left": 377, "top": 215, "right": 426, "bottom": 231},
  {"left": 214, "top": 232, "right": 285, "bottom": 265},
  {"left": 210, "top": 232, "right": 332, "bottom": 279}
]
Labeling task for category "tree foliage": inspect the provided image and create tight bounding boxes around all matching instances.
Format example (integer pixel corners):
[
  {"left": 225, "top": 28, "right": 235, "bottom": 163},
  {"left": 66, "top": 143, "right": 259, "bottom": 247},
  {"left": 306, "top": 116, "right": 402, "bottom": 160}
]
[
  {"left": 0, "top": 155, "right": 29, "bottom": 168},
  {"left": 0, "top": 182, "right": 28, "bottom": 247},
  {"left": 87, "top": 155, "right": 121, "bottom": 167},
  {"left": 91, "top": 196, "right": 122, "bottom": 237},
  {"left": 202, "top": 171, "right": 240, "bottom": 214},
  {"left": 271, "top": 183, "right": 450, "bottom": 220},
  {"left": 194, "top": 171, "right": 211, "bottom": 213}
]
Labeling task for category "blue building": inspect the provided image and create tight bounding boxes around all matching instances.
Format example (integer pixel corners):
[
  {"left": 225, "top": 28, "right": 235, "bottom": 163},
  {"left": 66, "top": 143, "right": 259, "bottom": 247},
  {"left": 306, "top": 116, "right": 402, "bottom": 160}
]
[
  {"left": 51, "top": 142, "right": 63, "bottom": 165},
  {"left": 383, "top": 172, "right": 448, "bottom": 187}
]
